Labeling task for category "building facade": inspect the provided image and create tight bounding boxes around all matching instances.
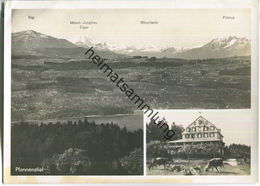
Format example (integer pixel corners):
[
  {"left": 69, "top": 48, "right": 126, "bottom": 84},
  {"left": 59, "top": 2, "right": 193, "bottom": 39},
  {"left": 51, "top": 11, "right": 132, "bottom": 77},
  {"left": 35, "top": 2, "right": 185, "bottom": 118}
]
[{"left": 168, "top": 116, "right": 225, "bottom": 155}]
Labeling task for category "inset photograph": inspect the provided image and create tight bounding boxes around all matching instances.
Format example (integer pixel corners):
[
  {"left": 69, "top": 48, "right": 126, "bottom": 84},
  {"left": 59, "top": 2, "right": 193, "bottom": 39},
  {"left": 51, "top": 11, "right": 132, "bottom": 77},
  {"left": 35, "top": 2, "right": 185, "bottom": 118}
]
[
  {"left": 146, "top": 111, "right": 252, "bottom": 176},
  {"left": 12, "top": 112, "right": 143, "bottom": 175}
]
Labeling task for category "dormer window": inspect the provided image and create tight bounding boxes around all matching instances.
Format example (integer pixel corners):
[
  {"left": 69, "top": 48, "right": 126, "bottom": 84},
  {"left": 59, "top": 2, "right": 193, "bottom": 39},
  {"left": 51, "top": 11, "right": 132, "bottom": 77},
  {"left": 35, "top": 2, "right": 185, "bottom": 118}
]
[
  {"left": 210, "top": 126, "right": 214, "bottom": 130},
  {"left": 192, "top": 127, "right": 196, "bottom": 132}
]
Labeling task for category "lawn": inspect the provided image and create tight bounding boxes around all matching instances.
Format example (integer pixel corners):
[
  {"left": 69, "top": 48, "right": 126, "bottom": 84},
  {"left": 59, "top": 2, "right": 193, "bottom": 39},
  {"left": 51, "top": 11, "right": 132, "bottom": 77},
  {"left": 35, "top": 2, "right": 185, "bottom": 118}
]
[{"left": 147, "top": 159, "right": 250, "bottom": 176}]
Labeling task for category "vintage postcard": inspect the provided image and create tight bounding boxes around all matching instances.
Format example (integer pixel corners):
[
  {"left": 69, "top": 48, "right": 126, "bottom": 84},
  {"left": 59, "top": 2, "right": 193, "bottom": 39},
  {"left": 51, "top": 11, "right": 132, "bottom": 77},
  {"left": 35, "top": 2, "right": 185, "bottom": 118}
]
[{"left": 3, "top": 0, "right": 258, "bottom": 183}]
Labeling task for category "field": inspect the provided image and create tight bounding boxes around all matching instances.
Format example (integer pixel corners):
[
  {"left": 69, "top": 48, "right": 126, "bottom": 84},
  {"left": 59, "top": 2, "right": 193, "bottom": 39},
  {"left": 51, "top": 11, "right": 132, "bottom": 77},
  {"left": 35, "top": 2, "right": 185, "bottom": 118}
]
[
  {"left": 11, "top": 55, "right": 251, "bottom": 122},
  {"left": 147, "top": 159, "right": 250, "bottom": 176}
]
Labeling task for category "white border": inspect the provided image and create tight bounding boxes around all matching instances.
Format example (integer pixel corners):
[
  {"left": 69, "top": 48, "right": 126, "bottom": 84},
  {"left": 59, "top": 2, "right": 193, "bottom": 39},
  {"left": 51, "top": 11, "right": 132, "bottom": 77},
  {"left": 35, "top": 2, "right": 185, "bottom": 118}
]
[{"left": 3, "top": 0, "right": 259, "bottom": 183}]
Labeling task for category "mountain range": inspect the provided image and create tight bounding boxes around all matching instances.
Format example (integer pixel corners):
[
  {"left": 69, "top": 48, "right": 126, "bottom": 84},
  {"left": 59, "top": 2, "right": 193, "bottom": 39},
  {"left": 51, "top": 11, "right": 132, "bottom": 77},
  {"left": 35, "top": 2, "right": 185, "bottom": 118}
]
[
  {"left": 11, "top": 30, "right": 124, "bottom": 59},
  {"left": 12, "top": 30, "right": 251, "bottom": 59},
  {"left": 75, "top": 36, "right": 250, "bottom": 59},
  {"left": 173, "top": 36, "right": 250, "bottom": 59}
]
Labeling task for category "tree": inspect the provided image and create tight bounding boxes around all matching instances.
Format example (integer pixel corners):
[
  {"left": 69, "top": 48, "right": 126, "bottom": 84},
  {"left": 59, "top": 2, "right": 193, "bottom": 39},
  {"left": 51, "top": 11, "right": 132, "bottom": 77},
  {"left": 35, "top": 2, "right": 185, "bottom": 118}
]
[
  {"left": 171, "top": 143, "right": 223, "bottom": 159},
  {"left": 149, "top": 57, "right": 157, "bottom": 61},
  {"left": 200, "top": 70, "right": 208, "bottom": 77},
  {"left": 178, "top": 143, "right": 197, "bottom": 162},
  {"left": 224, "top": 144, "right": 250, "bottom": 159},
  {"left": 42, "top": 148, "right": 91, "bottom": 175},
  {"left": 146, "top": 119, "right": 184, "bottom": 142},
  {"left": 203, "top": 143, "right": 222, "bottom": 158},
  {"left": 170, "top": 122, "right": 184, "bottom": 141},
  {"left": 120, "top": 148, "right": 143, "bottom": 175},
  {"left": 146, "top": 141, "right": 171, "bottom": 159},
  {"left": 11, "top": 120, "right": 143, "bottom": 175}
]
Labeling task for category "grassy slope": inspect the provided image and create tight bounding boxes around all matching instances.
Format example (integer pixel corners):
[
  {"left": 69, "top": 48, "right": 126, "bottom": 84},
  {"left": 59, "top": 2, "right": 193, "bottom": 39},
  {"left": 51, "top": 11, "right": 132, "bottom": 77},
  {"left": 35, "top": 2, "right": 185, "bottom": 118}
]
[
  {"left": 147, "top": 159, "right": 250, "bottom": 175},
  {"left": 11, "top": 56, "right": 251, "bottom": 122}
]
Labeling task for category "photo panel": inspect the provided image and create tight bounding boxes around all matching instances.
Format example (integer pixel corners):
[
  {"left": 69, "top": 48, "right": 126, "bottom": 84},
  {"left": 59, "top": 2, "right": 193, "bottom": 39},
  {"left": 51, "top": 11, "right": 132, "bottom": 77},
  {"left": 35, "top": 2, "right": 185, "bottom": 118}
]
[{"left": 145, "top": 110, "right": 257, "bottom": 177}]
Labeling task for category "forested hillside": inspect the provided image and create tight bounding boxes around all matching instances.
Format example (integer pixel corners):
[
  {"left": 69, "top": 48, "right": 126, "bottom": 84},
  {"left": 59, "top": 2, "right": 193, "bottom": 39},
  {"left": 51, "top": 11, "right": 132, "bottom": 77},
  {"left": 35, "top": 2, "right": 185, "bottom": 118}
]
[{"left": 11, "top": 119, "right": 143, "bottom": 175}]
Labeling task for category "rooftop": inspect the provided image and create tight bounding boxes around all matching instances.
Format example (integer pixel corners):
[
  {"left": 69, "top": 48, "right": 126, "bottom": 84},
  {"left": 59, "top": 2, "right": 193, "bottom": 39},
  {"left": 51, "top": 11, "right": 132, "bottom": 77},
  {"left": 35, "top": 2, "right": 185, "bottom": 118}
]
[{"left": 168, "top": 138, "right": 223, "bottom": 143}]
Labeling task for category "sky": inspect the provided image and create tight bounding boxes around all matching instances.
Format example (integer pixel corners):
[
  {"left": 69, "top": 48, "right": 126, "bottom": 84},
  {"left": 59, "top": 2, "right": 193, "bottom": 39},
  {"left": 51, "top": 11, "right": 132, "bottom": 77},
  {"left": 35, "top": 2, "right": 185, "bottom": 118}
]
[
  {"left": 144, "top": 110, "right": 256, "bottom": 146},
  {"left": 12, "top": 9, "right": 250, "bottom": 48}
]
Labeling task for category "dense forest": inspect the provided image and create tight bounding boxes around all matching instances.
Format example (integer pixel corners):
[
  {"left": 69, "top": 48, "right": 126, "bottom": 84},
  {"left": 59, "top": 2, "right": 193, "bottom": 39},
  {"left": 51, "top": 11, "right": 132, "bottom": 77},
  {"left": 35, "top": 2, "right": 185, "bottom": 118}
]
[{"left": 11, "top": 119, "right": 143, "bottom": 175}]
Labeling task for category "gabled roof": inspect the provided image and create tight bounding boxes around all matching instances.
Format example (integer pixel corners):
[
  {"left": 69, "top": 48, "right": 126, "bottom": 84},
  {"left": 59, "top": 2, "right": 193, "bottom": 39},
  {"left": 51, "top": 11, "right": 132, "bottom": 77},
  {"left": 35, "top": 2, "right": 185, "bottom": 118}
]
[{"left": 186, "top": 115, "right": 219, "bottom": 130}]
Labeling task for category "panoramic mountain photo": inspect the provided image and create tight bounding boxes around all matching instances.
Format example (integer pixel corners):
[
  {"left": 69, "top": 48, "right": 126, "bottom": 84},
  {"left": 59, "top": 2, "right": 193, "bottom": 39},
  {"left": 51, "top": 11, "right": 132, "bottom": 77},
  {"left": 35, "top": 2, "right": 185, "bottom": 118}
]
[{"left": 12, "top": 29, "right": 251, "bottom": 124}]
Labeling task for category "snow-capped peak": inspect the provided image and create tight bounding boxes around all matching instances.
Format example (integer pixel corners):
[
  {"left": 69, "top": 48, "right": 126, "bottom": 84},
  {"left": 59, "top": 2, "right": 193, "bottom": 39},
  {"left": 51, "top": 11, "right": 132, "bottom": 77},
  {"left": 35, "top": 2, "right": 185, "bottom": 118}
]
[
  {"left": 205, "top": 36, "right": 250, "bottom": 50},
  {"left": 71, "top": 35, "right": 250, "bottom": 58},
  {"left": 72, "top": 37, "right": 186, "bottom": 54}
]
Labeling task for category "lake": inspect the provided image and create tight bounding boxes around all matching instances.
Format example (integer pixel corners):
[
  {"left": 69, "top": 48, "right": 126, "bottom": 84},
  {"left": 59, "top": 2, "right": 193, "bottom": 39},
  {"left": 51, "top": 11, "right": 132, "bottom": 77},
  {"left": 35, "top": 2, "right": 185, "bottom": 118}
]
[{"left": 12, "top": 113, "right": 143, "bottom": 131}]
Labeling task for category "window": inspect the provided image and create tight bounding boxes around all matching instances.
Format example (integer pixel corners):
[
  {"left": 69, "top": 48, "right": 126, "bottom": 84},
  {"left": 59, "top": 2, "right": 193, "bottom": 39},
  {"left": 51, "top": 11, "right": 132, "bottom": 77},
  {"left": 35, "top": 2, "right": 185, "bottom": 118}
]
[
  {"left": 197, "top": 133, "right": 202, "bottom": 138},
  {"left": 191, "top": 134, "right": 195, "bottom": 138},
  {"left": 210, "top": 126, "right": 214, "bottom": 130},
  {"left": 185, "top": 134, "right": 190, "bottom": 138},
  {"left": 186, "top": 128, "right": 190, "bottom": 132},
  {"left": 192, "top": 127, "right": 196, "bottom": 132},
  {"left": 204, "top": 133, "right": 208, "bottom": 138},
  {"left": 204, "top": 126, "right": 209, "bottom": 131},
  {"left": 210, "top": 133, "right": 215, "bottom": 137}
]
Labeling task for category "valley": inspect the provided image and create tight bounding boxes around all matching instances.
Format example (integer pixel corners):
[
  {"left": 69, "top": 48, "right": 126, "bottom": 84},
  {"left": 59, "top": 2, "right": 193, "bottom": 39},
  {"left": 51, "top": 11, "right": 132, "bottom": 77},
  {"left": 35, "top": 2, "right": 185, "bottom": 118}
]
[
  {"left": 10, "top": 30, "right": 251, "bottom": 124},
  {"left": 11, "top": 54, "right": 251, "bottom": 122}
]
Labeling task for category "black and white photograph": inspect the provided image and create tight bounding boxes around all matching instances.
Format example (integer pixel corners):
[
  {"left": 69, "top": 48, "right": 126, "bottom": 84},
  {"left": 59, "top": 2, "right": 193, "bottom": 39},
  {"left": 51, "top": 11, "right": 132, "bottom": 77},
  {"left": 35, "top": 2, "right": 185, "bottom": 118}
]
[
  {"left": 146, "top": 111, "right": 254, "bottom": 176},
  {"left": 10, "top": 8, "right": 251, "bottom": 176},
  {"left": 2, "top": 1, "right": 258, "bottom": 184},
  {"left": 11, "top": 9, "right": 251, "bottom": 116}
]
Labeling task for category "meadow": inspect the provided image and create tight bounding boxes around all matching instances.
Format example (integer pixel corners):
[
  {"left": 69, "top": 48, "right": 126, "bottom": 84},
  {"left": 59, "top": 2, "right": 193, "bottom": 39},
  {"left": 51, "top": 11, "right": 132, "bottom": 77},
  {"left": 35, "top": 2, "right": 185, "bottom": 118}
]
[
  {"left": 147, "top": 158, "right": 250, "bottom": 176},
  {"left": 11, "top": 55, "right": 251, "bottom": 122}
]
